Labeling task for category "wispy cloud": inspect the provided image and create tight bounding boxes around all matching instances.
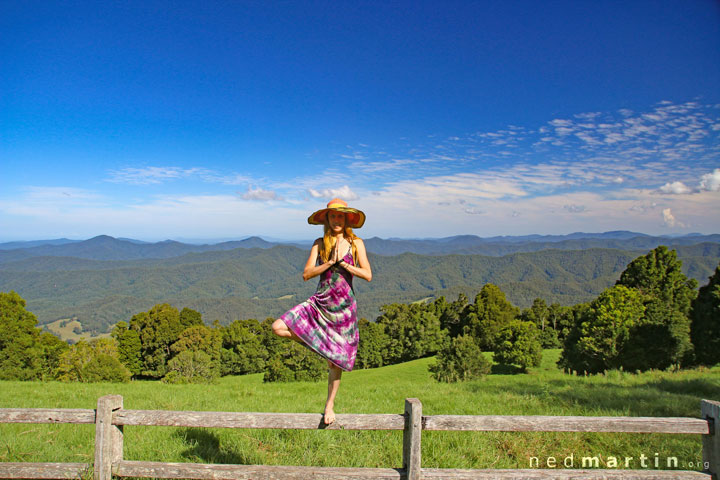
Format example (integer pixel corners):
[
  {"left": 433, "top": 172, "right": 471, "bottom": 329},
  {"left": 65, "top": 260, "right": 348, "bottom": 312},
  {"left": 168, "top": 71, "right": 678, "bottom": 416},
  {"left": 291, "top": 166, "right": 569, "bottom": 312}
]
[
  {"left": 339, "top": 101, "right": 719, "bottom": 200},
  {"left": 107, "top": 166, "right": 213, "bottom": 185},
  {"left": 4, "top": 101, "right": 717, "bottom": 239},
  {"left": 240, "top": 186, "right": 283, "bottom": 202}
]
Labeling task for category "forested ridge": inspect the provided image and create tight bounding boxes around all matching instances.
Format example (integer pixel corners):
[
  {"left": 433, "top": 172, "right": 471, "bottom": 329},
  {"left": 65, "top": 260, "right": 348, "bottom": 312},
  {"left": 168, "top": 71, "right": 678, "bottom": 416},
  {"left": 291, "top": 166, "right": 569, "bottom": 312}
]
[
  {"left": 2, "top": 245, "right": 719, "bottom": 384},
  {"left": 1, "top": 238, "right": 719, "bottom": 335}
]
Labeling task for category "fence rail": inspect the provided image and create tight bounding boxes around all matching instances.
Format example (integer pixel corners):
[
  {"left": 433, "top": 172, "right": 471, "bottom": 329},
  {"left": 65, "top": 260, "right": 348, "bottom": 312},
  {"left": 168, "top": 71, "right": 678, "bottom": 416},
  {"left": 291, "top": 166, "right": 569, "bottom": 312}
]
[{"left": 0, "top": 396, "right": 717, "bottom": 480}]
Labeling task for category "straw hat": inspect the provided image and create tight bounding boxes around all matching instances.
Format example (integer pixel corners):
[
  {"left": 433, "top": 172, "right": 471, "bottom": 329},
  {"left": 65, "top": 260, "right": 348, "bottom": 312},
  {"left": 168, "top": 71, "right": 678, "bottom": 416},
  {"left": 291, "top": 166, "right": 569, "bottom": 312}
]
[{"left": 308, "top": 198, "right": 366, "bottom": 228}]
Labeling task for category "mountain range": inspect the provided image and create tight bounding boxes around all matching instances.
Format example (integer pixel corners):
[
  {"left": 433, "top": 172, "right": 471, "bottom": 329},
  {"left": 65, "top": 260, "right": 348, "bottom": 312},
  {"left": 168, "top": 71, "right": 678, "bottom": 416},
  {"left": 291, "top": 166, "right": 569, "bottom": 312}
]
[
  {"left": 2, "top": 231, "right": 719, "bottom": 261},
  {"left": 1, "top": 233, "right": 718, "bottom": 337}
]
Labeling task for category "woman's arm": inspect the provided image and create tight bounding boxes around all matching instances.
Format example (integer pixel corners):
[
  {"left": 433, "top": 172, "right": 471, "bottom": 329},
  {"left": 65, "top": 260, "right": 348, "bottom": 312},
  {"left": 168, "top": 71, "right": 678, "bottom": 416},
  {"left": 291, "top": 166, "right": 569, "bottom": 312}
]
[
  {"left": 302, "top": 239, "right": 336, "bottom": 281},
  {"left": 339, "top": 238, "right": 372, "bottom": 282}
]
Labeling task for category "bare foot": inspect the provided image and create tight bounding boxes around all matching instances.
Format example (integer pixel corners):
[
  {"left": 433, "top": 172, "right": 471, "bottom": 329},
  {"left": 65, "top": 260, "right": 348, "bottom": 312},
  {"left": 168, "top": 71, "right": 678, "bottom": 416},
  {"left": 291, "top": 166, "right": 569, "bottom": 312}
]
[{"left": 323, "top": 404, "right": 336, "bottom": 425}]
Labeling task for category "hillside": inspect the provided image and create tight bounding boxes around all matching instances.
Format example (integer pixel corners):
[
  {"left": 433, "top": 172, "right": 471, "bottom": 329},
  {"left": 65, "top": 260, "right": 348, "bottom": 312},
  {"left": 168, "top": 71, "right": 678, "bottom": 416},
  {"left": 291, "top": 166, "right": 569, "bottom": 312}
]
[{"left": 1, "top": 240, "right": 718, "bottom": 335}]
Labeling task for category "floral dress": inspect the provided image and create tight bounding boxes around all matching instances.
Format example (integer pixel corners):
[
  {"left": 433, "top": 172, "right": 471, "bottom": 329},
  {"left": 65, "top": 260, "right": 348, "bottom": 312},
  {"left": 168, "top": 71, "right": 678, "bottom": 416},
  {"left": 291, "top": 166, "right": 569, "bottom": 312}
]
[{"left": 279, "top": 244, "right": 358, "bottom": 371}]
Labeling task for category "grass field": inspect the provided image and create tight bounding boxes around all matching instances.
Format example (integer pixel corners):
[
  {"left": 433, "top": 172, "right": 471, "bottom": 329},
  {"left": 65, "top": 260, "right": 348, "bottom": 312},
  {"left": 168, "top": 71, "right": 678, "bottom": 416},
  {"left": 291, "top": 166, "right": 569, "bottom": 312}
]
[
  {"left": 44, "top": 318, "right": 110, "bottom": 343},
  {"left": 1, "top": 350, "right": 719, "bottom": 472}
]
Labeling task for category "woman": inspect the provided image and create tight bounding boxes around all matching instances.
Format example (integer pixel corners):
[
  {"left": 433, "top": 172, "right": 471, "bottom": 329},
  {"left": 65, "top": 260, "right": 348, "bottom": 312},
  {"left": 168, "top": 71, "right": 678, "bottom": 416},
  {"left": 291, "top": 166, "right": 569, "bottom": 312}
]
[{"left": 272, "top": 198, "right": 372, "bottom": 425}]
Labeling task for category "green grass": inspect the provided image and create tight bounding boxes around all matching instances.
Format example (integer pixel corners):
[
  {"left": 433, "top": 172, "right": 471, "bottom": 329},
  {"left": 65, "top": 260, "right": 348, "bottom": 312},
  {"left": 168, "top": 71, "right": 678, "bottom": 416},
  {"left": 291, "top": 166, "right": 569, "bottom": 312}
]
[{"left": 1, "top": 350, "right": 719, "bottom": 472}]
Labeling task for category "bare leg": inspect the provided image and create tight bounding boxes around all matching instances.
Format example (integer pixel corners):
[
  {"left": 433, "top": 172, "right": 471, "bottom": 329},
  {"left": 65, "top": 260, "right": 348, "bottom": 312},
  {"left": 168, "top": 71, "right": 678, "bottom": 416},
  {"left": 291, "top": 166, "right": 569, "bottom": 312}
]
[
  {"left": 324, "top": 360, "right": 342, "bottom": 425},
  {"left": 271, "top": 318, "right": 303, "bottom": 344}
]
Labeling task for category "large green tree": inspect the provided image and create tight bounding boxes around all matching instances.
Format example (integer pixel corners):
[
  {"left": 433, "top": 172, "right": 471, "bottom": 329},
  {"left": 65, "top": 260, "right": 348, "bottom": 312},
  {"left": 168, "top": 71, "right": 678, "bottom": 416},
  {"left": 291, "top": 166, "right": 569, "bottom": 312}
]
[
  {"left": 0, "top": 291, "right": 68, "bottom": 380},
  {"left": 111, "top": 321, "right": 142, "bottom": 376},
  {"left": 616, "top": 246, "right": 697, "bottom": 369},
  {"left": 690, "top": 264, "right": 720, "bottom": 366},
  {"left": 375, "top": 303, "right": 446, "bottom": 363},
  {"left": 559, "top": 285, "right": 645, "bottom": 374},
  {"left": 123, "top": 303, "right": 187, "bottom": 378},
  {"left": 220, "top": 319, "right": 268, "bottom": 375},
  {"left": 464, "top": 284, "right": 519, "bottom": 350}
]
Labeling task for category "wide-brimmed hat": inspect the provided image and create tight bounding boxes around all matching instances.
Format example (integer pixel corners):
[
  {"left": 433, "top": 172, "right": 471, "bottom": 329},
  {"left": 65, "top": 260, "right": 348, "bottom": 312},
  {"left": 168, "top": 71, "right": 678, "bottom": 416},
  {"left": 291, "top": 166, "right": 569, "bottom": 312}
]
[{"left": 308, "top": 198, "right": 366, "bottom": 228}]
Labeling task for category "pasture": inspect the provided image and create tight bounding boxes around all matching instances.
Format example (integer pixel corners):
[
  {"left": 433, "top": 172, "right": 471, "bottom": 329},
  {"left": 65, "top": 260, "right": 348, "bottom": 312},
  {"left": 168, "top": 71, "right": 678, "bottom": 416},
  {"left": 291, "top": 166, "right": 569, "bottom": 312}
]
[{"left": 1, "top": 350, "right": 718, "bottom": 472}]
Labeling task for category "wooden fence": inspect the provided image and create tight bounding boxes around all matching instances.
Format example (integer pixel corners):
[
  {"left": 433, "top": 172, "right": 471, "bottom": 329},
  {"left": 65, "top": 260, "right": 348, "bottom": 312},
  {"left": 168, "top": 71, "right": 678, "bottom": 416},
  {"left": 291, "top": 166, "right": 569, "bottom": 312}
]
[{"left": 0, "top": 396, "right": 718, "bottom": 480}]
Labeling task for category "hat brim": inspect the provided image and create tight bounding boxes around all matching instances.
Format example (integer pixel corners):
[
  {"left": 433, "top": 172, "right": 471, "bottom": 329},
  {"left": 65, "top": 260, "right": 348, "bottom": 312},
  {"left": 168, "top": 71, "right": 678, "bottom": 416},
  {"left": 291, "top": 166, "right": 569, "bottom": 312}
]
[{"left": 308, "top": 206, "right": 366, "bottom": 228}]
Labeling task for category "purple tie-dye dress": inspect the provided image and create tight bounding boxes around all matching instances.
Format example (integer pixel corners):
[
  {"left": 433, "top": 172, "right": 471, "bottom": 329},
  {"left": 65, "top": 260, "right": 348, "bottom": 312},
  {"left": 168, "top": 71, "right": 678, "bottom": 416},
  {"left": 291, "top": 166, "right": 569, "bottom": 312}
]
[{"left": 279, "top": 246, "right": 359, "bottom": 371}]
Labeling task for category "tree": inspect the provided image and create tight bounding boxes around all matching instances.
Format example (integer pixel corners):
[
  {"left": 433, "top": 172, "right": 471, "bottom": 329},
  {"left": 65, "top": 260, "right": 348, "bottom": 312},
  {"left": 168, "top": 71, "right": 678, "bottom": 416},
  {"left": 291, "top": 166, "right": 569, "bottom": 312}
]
[
  {"left": 548, "top": 303, "right": 576, "bottom": 342},
  {"left": 166, "top": 324, "right": 222, "bottom": 382},
  {"left": 0, "top": 291, "right": 68, "bottom": 380},
  {"left": 429, "top": 334, "right": 491, "bottom": 382},
  {"left": 690, "top": 264, "right": 720, "bottom": 366},
  {"left": 164, "top": 350, "right": 216, "bottom": 384},
  {"left": 438, "top": 294, "right": 469, "bottom": 338},
  {"left": 521, "top": 298, "right": 560, "bottom": 348},
  {"left": 493, "top": 320, "right": 543, "bottom": 371},
  {"left": 616, "top": 246, "right": 697, "bottom": 368},
  {"left": 179, "top": 307, "right": 203, "bottom": 329},
  {"left": 128, "top": 303, "right": 186, "bottom": 378},
  {"left": 56, "top": 338, "right": 131, "bottom": 383},
  {"left": 220, "top": 319, "right": 268, "bottom": 375},
  {"left": 465, "top": 284, "right": 519, "bottom": 350},
  {"left": 263, "top": 341, "right": 326, "bottom": 383},
  {"left": 356, "top": 318, "right": 391, "bottom": 369},
  {"left": 111, "top": 321, "right": 142, "bottom": 376},
  {"left": 375, "top": 303, "right": 446, "bottom": 363},
  {"left": 558, "top": 285, "right": 645, "bottom": 374},
  {"left": 617, "top": 246, "right": 697, "bottom": 314}
]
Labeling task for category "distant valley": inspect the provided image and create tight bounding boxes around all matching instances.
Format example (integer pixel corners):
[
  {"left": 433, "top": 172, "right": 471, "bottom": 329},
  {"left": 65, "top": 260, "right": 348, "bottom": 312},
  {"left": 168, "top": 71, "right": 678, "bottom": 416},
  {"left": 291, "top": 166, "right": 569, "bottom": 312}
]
[{"left": 1, "top": 232, "right": 718, "bottom": 337}]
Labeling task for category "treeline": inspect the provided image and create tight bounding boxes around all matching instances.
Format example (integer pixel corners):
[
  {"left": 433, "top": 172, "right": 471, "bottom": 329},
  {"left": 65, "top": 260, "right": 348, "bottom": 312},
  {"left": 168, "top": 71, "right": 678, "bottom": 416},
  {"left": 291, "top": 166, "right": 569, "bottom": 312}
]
[
  {"left": 4, "top": 242, "right": 719, "bottom": 335},
  {"left": 1, "top": 246, "right": 719, "bottom": 383}
]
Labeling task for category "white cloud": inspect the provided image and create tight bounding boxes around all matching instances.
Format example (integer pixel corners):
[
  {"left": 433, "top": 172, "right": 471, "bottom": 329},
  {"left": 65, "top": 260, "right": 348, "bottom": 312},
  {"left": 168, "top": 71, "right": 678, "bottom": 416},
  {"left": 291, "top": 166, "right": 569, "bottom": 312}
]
[
  {"left": 662, "top": 208, "right": 683, "bottom": 228},
  {"left": 240, "top": 187, "right": 283, "bottom": 202},
  {"left": 660, "top": 181, "right": 692, "bottom": 195},
  {"left": 307, "top": 185, "right": 359, "bottom": 201},
  {"left": 699, "top": 169, "right": 720, "bottom": 192}
]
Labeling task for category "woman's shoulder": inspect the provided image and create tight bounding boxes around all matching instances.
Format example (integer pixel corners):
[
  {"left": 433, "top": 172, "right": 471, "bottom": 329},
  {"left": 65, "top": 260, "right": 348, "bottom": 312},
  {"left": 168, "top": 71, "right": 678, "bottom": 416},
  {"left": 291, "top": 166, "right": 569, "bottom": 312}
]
[
  {"left": 312, "top": 237, "right": 323, "bottom": 247},
  {"left": 352, "top": 237, "right": 365, "bottom": 247}
]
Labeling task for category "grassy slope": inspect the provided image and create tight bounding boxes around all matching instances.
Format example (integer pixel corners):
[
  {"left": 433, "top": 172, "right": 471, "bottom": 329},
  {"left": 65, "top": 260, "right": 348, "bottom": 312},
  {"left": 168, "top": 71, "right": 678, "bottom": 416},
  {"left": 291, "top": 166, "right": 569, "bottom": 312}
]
[{"left": 1, "top": 350, "right": 719, "bottom": 471}]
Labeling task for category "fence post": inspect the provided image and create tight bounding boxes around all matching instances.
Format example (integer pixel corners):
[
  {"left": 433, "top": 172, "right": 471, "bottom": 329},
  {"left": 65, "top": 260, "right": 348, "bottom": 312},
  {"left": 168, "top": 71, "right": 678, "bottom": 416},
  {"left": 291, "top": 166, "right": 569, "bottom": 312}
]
[
  {"left": 703, "top": 399, "right": 720, "bottom": 478},
  {"left": 94, "top": 395, "right": 124, "bottom": 480},
  {"left": 403, "top": 398, "right": 422, "bottom": 480}
]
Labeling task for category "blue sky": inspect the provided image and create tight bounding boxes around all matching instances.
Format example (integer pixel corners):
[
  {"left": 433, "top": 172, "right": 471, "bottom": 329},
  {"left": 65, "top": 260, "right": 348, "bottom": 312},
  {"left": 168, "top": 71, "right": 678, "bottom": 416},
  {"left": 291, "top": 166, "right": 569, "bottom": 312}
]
[{"left": 1, "top": 1, "right": 719, "bottom": 241}]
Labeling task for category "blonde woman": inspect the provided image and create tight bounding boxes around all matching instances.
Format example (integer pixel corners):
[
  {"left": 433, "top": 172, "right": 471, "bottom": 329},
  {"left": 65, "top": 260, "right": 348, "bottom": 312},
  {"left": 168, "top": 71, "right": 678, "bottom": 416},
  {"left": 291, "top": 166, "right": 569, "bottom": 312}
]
[{"left": 272, "top": 198, "right": 372, "bottom": 425}]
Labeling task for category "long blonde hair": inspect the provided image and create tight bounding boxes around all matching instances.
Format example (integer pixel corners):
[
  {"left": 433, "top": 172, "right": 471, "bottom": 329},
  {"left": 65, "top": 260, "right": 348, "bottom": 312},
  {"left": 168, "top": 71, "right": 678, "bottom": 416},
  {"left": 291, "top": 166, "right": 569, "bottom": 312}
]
[{"left": 319, "top": 216, "right": 359, "bottom": 264}]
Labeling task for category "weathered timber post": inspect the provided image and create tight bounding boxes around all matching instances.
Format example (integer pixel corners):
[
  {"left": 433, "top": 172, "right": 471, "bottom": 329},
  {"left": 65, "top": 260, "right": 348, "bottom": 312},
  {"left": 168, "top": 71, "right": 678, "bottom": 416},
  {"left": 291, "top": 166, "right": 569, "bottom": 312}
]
[
  {"left": 94, "top": 395, "right": 124, "bottom": 480},
  {"left": 702, "top": 399, "right": 720, "bottom": 478},
  {"left": 403, "top": 398, "right": 422, "bottom": 480}
]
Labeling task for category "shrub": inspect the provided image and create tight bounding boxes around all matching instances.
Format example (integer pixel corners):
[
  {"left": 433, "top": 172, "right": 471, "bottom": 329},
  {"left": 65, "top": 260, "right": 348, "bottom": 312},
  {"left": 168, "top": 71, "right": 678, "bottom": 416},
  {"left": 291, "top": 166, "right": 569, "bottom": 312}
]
[
  {"left": 164, "top": 350, "right": 218, "bottom": 384},
  {"left": 56, "top": 339, "right": 131, "bottom": 383},
  {"left": 429, "top": 335, "right": 491, "bottom": 382},
  {"left": 263, "top": 342, "right": 326, "bottom": 382},
  {"left": 493, "top": 320, "right": 542, "bottom": 372}
]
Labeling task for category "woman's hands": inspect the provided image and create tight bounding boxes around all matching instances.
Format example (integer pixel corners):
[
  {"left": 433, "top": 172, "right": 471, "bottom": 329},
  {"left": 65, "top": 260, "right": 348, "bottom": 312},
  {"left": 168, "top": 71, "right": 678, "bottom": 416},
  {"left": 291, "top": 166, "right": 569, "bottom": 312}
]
[
  {"left": 329, "top": 240, "right": 340, "bottom": 265},
  {"left": 302, "top": 238, "right": 341, "bottom": 281}
]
